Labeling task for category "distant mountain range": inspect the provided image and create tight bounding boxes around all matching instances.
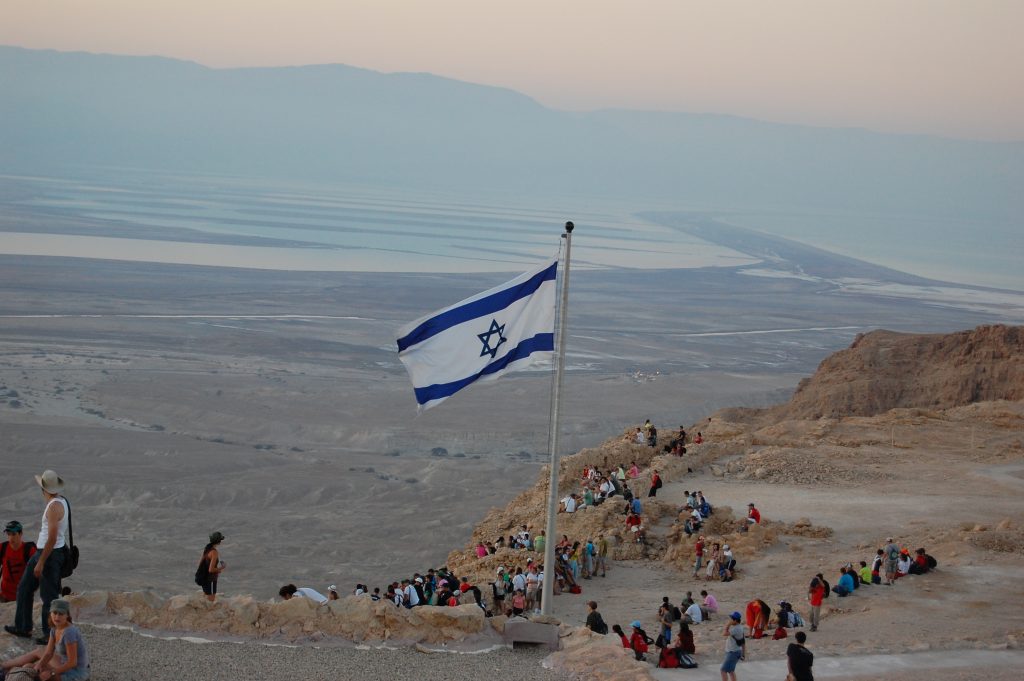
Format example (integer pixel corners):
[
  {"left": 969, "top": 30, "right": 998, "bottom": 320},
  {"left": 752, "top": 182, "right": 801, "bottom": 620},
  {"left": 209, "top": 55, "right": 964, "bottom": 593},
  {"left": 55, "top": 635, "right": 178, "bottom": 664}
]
[{"left": 1, "top": 45, "right": 1021, "bottom": 224}]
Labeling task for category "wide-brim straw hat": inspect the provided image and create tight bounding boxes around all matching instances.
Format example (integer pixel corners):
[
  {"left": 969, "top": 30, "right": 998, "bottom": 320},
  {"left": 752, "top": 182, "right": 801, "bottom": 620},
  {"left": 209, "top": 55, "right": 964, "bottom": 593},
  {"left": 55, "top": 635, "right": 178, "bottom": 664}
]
[{"left": 35, "top": 470, "right": 64, "bottom": 494}]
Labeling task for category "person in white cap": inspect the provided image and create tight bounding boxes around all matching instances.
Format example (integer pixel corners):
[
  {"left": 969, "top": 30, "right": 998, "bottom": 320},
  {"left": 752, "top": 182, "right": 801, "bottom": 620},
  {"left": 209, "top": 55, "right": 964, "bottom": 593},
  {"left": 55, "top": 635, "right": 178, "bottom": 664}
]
[{"left": 5, "top": 470, "right": 69, "bottom": 645}]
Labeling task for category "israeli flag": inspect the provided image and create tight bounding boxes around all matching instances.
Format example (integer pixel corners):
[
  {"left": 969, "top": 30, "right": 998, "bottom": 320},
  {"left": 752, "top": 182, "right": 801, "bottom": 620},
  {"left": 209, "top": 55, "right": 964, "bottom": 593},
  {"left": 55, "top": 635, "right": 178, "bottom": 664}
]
[{"left": 396, "top": 259, "right": 558, "bottom": 410}]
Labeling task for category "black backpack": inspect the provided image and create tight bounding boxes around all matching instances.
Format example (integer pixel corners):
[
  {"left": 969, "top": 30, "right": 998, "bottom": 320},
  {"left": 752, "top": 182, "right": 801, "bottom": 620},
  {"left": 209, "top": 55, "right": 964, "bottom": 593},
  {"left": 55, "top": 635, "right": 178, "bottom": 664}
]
[
  {"left": 926, "top": 554, "right": 938, "bottom": 569},
  {"left": 59, "top": 499, "right": 79, "bottom": 580},
  {"left": 194, "top": 550, "right": 211, "bottom": 586}
]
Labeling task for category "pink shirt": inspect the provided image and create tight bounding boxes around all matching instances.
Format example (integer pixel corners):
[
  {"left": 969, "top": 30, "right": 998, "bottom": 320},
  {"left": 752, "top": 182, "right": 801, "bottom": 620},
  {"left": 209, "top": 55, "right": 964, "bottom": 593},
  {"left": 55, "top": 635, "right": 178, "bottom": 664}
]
[
  {"left": 475, "top": 545, "right": 487, "bottom": 558},
  {"left": 703, "top": 594, "right": 718, "bottom": 612}
]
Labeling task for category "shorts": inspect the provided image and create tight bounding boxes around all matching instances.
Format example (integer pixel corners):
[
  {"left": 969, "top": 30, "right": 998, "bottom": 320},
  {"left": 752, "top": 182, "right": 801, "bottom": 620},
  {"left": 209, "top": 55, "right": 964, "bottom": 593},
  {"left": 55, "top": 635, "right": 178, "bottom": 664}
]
[
  {"left": 884, "top": 560, "right": 898, "bottom": 574},
  {"left": 201, "top": 580, "right": 218, "bottom": 596},
  {"left": 61, "top": 667, "right": 91, "bottom": 681},
  {"left": 720, "top": 649, "right": 742, "bottom": 673}
]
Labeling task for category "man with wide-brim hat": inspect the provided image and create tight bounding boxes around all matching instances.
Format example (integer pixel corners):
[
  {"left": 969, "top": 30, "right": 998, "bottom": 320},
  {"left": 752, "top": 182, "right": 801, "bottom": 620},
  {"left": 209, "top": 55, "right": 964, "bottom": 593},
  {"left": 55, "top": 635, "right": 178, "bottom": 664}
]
[{"left": 4, "top": 469, "right": 69, "bottom": 644}]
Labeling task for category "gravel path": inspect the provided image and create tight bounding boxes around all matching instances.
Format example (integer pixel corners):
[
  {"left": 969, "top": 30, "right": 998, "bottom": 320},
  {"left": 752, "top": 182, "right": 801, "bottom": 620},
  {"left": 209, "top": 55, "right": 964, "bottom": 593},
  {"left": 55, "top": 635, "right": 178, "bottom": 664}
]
[{"left": 79, "top": 625, "right": 571, "bottom": 681}]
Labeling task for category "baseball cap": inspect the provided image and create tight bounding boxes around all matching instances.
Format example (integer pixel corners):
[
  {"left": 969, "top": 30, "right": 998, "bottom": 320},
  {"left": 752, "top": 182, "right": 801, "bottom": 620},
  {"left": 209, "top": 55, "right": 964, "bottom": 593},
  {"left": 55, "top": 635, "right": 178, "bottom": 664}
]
[
  {"left": 730, "top": 611, "right": 742, "bottom": 621},
  {"left": 51, "top": 599, "right": 71, "bottom": 615},
  {"left": 631, "top": 620, "right": 642, "bottom": 628},
  {"left": 4, "top": 521, "right": 22, "bottom": 534}
]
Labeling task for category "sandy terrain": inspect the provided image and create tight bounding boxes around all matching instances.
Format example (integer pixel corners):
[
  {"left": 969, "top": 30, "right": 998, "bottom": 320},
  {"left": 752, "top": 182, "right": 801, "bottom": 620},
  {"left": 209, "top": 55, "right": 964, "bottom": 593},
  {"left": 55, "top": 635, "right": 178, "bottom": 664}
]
[{"left": 1, "top": 253, "right": 1021, "bottom": 679}]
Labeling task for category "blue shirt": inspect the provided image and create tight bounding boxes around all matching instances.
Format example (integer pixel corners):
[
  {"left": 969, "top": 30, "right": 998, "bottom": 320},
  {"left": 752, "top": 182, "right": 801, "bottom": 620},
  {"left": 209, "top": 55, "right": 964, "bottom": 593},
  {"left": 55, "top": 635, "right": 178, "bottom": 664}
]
[
  {"left": 838, "top": 572, "right": 855, "bottom": 593},
  {"left": 631, "top": 498, "right": 642, "bottom": 514},
  {"left": 54, "top": 625, "right": 89, "bottom": 671}
]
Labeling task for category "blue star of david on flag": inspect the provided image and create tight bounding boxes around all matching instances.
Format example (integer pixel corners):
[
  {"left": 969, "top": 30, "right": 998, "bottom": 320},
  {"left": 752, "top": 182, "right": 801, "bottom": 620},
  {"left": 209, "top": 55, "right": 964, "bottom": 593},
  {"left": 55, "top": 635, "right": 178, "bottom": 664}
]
[
  {"left": 478, "top": 319, "right": 507, "bottom": 359},
  {"left": 396, "top": 259, "right": 558, "bottom": 410}
]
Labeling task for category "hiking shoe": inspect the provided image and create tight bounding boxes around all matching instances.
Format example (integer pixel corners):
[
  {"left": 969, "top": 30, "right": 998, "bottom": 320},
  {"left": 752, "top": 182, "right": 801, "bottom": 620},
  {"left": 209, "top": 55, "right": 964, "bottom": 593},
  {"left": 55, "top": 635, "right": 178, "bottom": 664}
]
[{"left": 3, "top": 625, "right": 31, "bottom": 638}]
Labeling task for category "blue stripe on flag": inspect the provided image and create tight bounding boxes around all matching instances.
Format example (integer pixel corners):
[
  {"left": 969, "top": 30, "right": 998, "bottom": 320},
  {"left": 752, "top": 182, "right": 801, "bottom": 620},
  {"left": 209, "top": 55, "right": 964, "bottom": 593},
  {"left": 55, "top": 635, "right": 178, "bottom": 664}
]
[
  {"left": 396, "top": 261, "right": 557, "bottom": 353},
  {"left": 412, "top": 333, "right": 554, "bottom": 405}
]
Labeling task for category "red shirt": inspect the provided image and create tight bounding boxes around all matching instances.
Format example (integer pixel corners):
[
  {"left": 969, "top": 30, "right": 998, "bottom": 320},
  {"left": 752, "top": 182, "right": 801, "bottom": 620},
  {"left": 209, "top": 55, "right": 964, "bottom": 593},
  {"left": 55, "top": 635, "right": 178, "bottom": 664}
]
[
  {"left": 695, "top": 541, "right": 704, "bottom": 557},
  {"left": 626, "top": 515, "right": 642, "bottom": 529},
  {"left": 748, "top": 508, "right": 761, "bottom": 523},
  {"left": 1, "top": 541, "right": 36, "bottom": 601},
  {"left": 809, "top": 584, "right": 824, "bottom": 607}
]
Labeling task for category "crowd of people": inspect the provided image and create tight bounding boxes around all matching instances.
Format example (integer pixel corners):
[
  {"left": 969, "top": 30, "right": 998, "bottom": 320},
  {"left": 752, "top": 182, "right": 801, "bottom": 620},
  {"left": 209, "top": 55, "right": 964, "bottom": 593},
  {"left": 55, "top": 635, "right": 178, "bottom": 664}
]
[{"left": 2, "top": 429, "right": 940, "bottom": 681}]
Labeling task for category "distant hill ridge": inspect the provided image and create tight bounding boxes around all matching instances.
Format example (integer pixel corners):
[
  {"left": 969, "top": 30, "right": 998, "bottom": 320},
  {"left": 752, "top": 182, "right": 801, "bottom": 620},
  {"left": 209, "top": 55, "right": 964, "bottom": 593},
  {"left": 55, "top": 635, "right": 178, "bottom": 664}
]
[
  {"left": 768, "top": 324, "right": 1024, "bottom": 420},
  {"left": 1, "top": 44, "right": 1021, "bottom": 221}
]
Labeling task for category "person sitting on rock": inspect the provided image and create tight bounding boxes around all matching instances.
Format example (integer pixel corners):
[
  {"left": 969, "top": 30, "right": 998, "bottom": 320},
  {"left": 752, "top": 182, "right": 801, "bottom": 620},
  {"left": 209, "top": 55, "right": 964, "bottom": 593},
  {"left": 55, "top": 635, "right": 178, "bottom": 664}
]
[
  {"left": 629, "top": 620, "right": 651, "bottom": 661},
  {"left": 858, "top": 560, "right": 873, "bottom": 585},
  {"left": 683, "top": 599, "right": 703, "bottom": 624},
  {"left": 278, "top": 584, "right": 328, "bottom": 605},
  {"left": 775, "top": 600, "right": 802, "bottom": 628},
  {"left": 697, "top": 492, "right": 712, "bottom": 518},
  {"left": 719, "top": 545, "right": 736, "bottom": 581},
  {"left": 832, "top": 566, "right": 856, "bottom": 596},
  {"left": 648, "top": 469, "right": 662, "bottom": 498},
  {"left": 896, "top": 549, "right": 913, "bottom": 578},
  {"left": 704, "top": 542, "right": 721, "bottom": 581},
  {"left": 585, "top": 600, "right": 609, "bottom": 634},
  {"left": 628, "top": 461, "right": 640, "bottom": 479},
  {"left": 674, "top": 621, "right": 696, "bottom": 656},
  {"left": 625, "top": 511, "right": 646, "bottom": 544},
  {"left": 612, "top": 624, "right": 630, "bottom": 648},
  {"left": 700, "top": 589, "right": 718, "bottom": 619},
  {"left": 909, "top": 548, "right": 930, "bottom": 575},
  {"left": 1, "top": 599, "right": 87, "bottom": 681},
  {"left": 694, "top": 432, "right": 704, "bottom": 444},
  {"left": 747, "top": 502, "right": 761, "bottom": 524},
  {"left": 634, "top": 428, "right": 646, "bottom": 445}
]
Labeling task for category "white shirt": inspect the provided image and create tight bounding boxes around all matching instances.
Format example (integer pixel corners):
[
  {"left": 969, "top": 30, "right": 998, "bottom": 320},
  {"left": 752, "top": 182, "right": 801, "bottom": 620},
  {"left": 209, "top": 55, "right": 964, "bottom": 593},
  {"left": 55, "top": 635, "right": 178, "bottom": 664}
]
[
  {"left": 563, "top": 496, "right": 577, "bottom": 513},
  {"left": 526, "top": 572, "right": 540, "bottom": 590},
  {"left": 512, "top": 573, "right": 527, "bottom": 591},
  {"left": 295, "top": 587, "right": 328, "bottom": 604},
  {"left": 404, "top": 584, "right": 420, "bottom": 606},
  {"left": 38, "top": 497, "right": 69, "bottom": 549},
  {"left": 685, "top": 603, "right": 703, "bottom": 623}
]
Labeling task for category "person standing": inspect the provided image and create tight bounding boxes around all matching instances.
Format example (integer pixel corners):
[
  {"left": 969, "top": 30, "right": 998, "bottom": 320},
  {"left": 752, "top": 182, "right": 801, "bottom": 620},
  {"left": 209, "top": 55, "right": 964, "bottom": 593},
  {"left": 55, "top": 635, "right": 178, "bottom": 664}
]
[
  {"left": 596, "top": 534, "right": 608, "bottom": 577},
  {"left": 883, "top": 537, "right": 900, "bottom": 585},
  {"left": 693, "top": 536, "right": 705, "bottom": 578},
  {"left": 721, "top": 611, "right": 745, "bottom": 681},
  {"left": 5, "top": 470, "right": 68, "bottom": 644},
  {"left": 648, "top": 469, "right": 662, "bottom": 498},
  {"left": 195, "top": 531, "right": 226, "bottom": 602},
  {"left": 787, "top": 630, "right": 814, "bottom": 681},
  {"left": 808, "top": 575, "right": 825, "bottom": 632},
  {"left": 1, "top": 521, "right": 37, "bottom": 603}
]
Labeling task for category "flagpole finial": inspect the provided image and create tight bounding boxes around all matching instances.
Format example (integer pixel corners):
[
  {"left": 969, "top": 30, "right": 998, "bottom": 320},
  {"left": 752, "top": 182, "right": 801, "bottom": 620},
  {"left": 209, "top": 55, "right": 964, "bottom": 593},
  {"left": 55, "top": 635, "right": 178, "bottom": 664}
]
[{"left": 564, "top": 221, "right": 574, "bottom": 234}]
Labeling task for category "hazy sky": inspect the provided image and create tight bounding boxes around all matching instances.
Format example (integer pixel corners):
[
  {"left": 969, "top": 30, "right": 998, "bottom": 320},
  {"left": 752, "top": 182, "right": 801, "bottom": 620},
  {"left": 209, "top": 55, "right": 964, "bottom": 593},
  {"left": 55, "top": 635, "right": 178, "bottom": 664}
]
[{"left": 2, "top": 1, "right": 1022, "bottom": 141}]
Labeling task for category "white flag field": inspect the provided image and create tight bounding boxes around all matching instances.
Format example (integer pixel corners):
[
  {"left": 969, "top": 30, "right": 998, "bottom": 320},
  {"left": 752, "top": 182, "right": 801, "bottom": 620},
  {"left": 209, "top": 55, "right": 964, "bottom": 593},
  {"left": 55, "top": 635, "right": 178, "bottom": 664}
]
[{"left": 396, "top": 259, "right": 558, "bottom": 410}]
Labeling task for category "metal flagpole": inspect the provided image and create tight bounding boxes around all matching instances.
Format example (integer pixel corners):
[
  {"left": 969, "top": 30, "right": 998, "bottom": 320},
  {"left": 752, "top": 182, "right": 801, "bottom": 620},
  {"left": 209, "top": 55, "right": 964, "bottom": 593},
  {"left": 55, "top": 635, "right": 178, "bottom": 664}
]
[{"left": 541, "top": 221, "right": 573, "bottom": 616}]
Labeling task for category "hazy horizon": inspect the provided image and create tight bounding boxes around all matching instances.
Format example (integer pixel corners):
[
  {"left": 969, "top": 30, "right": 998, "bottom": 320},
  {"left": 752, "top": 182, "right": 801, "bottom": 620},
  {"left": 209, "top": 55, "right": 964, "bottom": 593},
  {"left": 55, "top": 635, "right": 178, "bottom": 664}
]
[{"left": 2, "top": 1, "right": 1023, "bottom": 141}]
